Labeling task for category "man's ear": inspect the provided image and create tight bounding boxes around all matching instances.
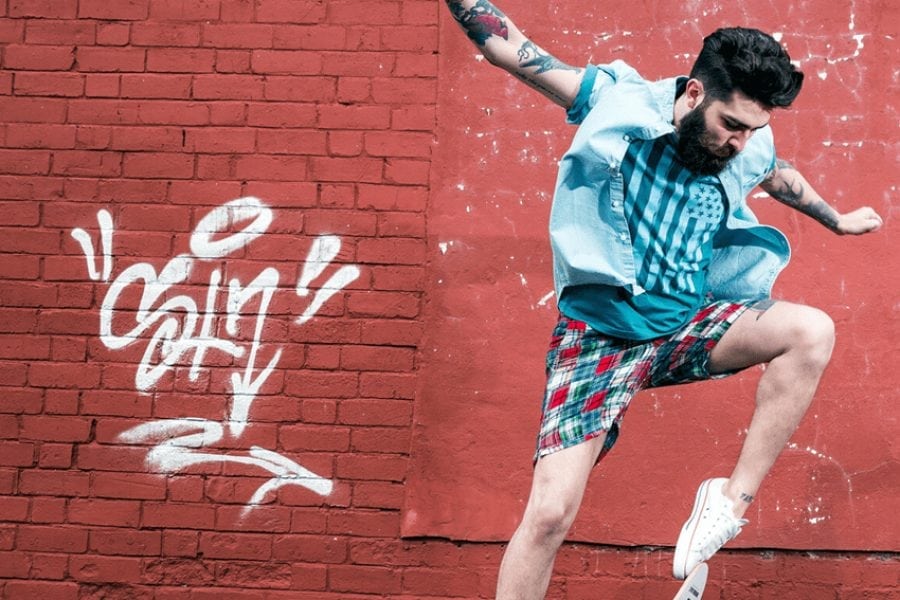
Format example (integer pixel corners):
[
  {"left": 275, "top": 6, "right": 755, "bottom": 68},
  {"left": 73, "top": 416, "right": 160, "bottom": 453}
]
[{"left": 685, "top": 78, "right": 706, "bottom": 109}]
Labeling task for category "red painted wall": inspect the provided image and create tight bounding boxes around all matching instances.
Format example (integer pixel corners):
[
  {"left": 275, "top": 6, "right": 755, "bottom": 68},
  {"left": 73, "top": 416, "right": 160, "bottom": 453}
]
[{"left": 0, "top": 1, "right": 896, "bottom": 599}]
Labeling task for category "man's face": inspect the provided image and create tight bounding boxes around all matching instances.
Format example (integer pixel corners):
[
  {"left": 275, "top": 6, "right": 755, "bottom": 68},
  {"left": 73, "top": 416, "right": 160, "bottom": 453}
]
[{"left": 676, "top": 90, "right": 772, "bottom": 175}]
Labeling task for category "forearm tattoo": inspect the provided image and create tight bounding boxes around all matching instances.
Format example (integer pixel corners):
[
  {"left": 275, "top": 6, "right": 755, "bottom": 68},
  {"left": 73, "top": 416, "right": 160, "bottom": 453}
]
[
  {"left": 765, "top": 159, "right": 840, "bottom": 231},
  {"left": 517, "top": 40, "right": 581, "bottom": 74},
  {"left": 740, "top": 492, "right": 755, "bottom": 504},
  {"left": 446, "top": 0, "right": 509, "bottom": 46}
]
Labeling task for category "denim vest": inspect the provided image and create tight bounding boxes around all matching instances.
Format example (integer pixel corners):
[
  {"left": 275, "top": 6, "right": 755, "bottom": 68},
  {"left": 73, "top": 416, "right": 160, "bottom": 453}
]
[{"left": 549, "top": 60, "right": 790, "bottom": 302}]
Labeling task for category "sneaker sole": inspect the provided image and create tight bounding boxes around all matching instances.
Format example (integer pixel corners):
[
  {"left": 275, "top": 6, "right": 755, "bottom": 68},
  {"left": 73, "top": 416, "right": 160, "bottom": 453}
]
[
  {"left": 673, "top": 478, "right": 715, "bottom": 579},
  {"left": 673, "top": 562, "right": 709, "bottom": 600}
]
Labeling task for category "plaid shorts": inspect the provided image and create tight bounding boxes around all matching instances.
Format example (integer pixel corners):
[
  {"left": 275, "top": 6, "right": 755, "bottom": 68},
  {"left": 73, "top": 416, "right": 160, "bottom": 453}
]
[{"left": 535, "top": 300, "right": 751, "bottom": 463}]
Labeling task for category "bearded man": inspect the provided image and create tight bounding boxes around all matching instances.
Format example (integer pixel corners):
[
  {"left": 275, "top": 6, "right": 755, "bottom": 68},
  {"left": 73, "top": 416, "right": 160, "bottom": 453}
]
[{"left": 443, "top": 1, "right": 884, "bottom": 599}]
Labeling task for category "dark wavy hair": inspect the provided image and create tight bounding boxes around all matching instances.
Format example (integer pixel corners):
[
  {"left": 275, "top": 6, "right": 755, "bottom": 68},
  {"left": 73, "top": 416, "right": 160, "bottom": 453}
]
[{"left": 690, "top": 27, "right": 804, "bottom": 108}]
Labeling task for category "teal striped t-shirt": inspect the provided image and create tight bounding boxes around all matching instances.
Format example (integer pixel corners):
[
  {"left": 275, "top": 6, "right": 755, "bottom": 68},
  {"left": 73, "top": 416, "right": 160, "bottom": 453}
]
[{"left": 559, "top": 132, "right": 727, "bottom": 340}]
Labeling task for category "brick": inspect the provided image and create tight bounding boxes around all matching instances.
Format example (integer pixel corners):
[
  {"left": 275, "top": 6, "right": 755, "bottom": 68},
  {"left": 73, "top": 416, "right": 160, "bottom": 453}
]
[
  {"left": 0, "top": 336, "right": 50, "bottom": 364},
  {"left": 3, "top": 45, "right": 75, "bottom": 70},
  {"left": 351, "top": 480, "right": 404, "bottom": 509},
  {"left": 347, "top": 290, "right": 420, "bottom": 319},
  {"left": 341, "top": 345, "right": 414, "bottom": 371},
  {"left": 84, "top": 73, "right": 120, "bottom": 97},
  {"left": 91, "top": 471, "right": 167, "bottom": 500},
  {"left": 328, "top": 1, "right": 400, "bottom": 24},
  {"left": 381, "top": 25, "right": 438, "bottom": 52},
  {"left": 251, "top": 50, "right": 322, "bottom": 74},
  {"left": 18, "top": 524, "right": 88, "bottom": 552},
  {"left": 329, "top": 564, "right": 401, "bottom": 594},
  {"left": 391, "top": 106, "right": 435, "bottom": 130},
  {"left": 198, "top": 532, "right": 272, "bottom": 560},
  {"left": 361, "top": 318, "right": 423, "bottom": 345},
  {"left": 357, "top": 184, "right": 427, "bottom": 211},
  {"left": 123, "top": 152, "right": 195, "bottom": 179},
  {"left": 403, "top": 567, "right": 481, "bottom": 596},
  {"left": 9, "top": 0, "right": 77, "bottom": 18},
  {"left": 303, "top": 208, "right": 375, "bottom": 236},
  {"left": 257, "top": 0, "right": 325, "bottom": 23},
  {"left": 121, "top": 74, "right": 192, "bottom": 98},
  {"left": 143, "top": 502, "right": 216, "bottom": 529},
  {"left": 351, "top": 427, "right": 410, "bottom": 454},
  {"left": 365, "top": 131, "right": 433, "bottom": 158},
  {"left": 34, "top": 308, "right": 96, "bottom": 332},
  {"left": 372, "top": 77, "right": 437, "bottom": 103},
  {"left": 6, "top": 123, "right": 76, "bottom": 149},
  {"left": 215, "top": 49, "right": 251, "bottom": 73},
  {"left": 376, "top": 212, "right": 425, "bottom": 238},
  {"left": 0, "top": 549, "right": 31, "bottom": 578},
  {"left": 69, "top": 554, "right": 143, "bottom": 583},
  {"left": 0, "top": 19, "right": 23, "bottom": 43},
  {"left": 25, "top": 20, "right": 95, "bottom": 44},
  {"left": 147, "top": 48, "right": 216, "bottom": 73},
  {"left": 3, "top": 581, "right": 78, "bottom": 600},
  {"left": 384, "top": 158, "right": 430, "bottom": 184},
  {"left": 327, "top": 130, "right": 363, "bottom": 157},
  {"left": 149, "top": 0, "right": 220, "bottom": 20},
  {"left": 234, "top": 154, "right": 308, "bottom": 181},
  {"left": 38, "top": 442, "right": 73, "bottom": 468},
  {"left": 193, "top": 74, "right": 265, "bottom": 99},
  {"left": 26, "top": 361, "right": 101, "bottom": 388},
  {"left": 69, "top": 498, "right": 141, "bottom": 527},
  {"left": 184, "top": 127, "right": 256, "bottom": 153},
  {"left": 280, "top": 424, "right": 350, "bottom": 452},
  {"left": 357, "top": 238, "right": 426, "bottom": 265},
  {"left": 342, "top": 397, "right": 412, "bottom": 427},
  {"left": 318, "top": 104, "right": 390, "bottom": 129},
  {"left": 309, "top": 157, "right": 383, "bottom": 183},
  {"left": 96, "top": 22, "right": 130, "bottom": 46},
  {"left": 0, "top": 442, "right": 35, "bottom": 467},
  {"left": 108, "top": 125, "right": 183, "bottom": 151},
  {"left": 283, "top": 370, "right": 357, "bottom": 398},
  {"left": 321, "top": 51, "right": 393, "bottom": 77},
  {"left": 336, "top": 76, "right": 371, "bottom": 103},
  {"left": 256, "top": 128, "right": 327, "bottom": 155},
  {"left": 248, "top": 102, "right": 317, "bottom": 128},
  {"left": 0, "top": 97, "right": 67, "bottom": 123},
  {"left": 142, "top": 557, "right": 215, "bottom": 586},
  {"left": 169, "top": 180, "right": 243, "bottom": 204},
  {"left": 0, "top": 307, "right": 38, "bottom": 332},
  {"left": 393, "top": 53, "right": 438, "bottom": 77},
  {"left": 272, "top": 534, "right": 347, "bottom": 563},
  {"left": 272, "top": 25, "right": 346, "bottom": 50},
  {"left": 13, "top": 72, "right": 84, "bottom": 96},
  {"left": 132, "top": 22, "right": 201, "bottom": 46},
  {"left": 162, "top": 530, "right": 198, "bottom": 557},
  {"left": 76, "top": 47, "right": 146, "bottom": 72},
  {"left": 20, "top": 415, "right": 92, "bottom": 442},
  {"left": 51, "top": 150, "right": 122, "bottom": 177},
  {"left": 0, "top": 149, "right": 51, "bottom": 174},
  {"left": 89, "top": 527, "right": 158, "bottom": 558},
  {"left": 203, "top": 24, "right": 273, "bottom": 48},
  {"left": 402, "top": 1, "right": 438, "bottom": 25},
  {"left": 317, "top": 183, "right": 355, "bottom": 208},
  {"left": 264, "top": 76, "right": 336, "bottom": 102}
]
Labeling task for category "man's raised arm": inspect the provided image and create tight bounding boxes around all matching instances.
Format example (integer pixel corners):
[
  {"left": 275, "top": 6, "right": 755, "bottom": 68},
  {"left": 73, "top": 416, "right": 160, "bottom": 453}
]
[
  {"left": 444, "top": 0, "right": 584, "bottom": 109},
  {"left": 760, "top": 159, "right": 883, "bottom": 235}
]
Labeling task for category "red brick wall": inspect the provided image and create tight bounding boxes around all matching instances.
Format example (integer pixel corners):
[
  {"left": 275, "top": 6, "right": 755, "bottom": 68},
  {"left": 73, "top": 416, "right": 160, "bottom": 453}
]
[{"left": 0, "top": 0, "right": 896, "bottom": 599}]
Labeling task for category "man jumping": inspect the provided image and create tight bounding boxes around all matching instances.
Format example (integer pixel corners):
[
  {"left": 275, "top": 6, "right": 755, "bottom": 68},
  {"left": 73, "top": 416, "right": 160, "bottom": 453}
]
[{"left": 443, "top": 1, "right": 884, "bottom": 598}]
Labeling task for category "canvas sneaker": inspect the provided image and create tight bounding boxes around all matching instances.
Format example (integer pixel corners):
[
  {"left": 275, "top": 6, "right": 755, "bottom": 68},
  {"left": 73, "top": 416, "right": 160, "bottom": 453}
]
[{"left": 673, "top": 477, "right": 748, "bottom": 579}]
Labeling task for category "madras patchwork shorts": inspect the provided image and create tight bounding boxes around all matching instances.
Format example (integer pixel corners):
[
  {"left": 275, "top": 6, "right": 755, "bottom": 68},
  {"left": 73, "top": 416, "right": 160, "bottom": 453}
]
[{"left": 535, "top": 300, "right": 751, "bottom": 463}]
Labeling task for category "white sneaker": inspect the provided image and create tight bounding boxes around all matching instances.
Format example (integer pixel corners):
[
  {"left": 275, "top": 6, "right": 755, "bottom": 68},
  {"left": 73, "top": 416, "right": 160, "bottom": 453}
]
[{"left": 673, "top": 478, "right": 748, "bottom": 579}]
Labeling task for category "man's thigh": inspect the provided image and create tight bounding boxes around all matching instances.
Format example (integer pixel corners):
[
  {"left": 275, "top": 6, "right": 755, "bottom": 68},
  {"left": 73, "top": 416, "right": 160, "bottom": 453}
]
[{"left": 707, "top": 300, "right": 827, "bottom": 374}]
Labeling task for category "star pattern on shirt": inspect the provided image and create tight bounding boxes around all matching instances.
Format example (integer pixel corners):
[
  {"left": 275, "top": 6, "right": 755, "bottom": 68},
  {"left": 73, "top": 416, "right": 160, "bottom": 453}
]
[{"left": 686, "top": 182, "right": 725, "bottom": 223}]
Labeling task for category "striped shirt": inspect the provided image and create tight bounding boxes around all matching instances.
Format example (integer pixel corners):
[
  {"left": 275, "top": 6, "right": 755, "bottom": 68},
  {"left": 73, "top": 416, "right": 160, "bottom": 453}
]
[{"left": 559, "top": 132, "right": 727, "bottom": 340}]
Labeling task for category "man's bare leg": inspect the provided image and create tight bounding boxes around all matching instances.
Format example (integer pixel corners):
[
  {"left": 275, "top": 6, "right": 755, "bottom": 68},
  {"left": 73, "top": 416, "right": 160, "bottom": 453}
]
[
  {"left": 708, "top": 300, "right": 836, "bottom": 518},
  {"left": 496, "top": 433, "right": 607, "bottom": 600}
]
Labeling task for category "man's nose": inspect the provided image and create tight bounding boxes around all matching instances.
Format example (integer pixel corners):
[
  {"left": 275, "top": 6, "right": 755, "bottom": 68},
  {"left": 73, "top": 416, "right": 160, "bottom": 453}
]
[{"left": 728, "top": 130, "right": 751, "bottom": 152}]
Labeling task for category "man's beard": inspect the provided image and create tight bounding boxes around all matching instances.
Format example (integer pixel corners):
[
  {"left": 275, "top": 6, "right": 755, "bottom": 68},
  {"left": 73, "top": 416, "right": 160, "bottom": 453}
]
[{"left": 675, "top": 103, "right": 737, "bottom": 175}]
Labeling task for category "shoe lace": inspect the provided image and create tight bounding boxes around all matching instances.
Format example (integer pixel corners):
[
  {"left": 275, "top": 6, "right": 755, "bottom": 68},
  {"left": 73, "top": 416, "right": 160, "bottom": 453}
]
[{"left": 698, "top": 507, "right": 747, "bottom": 559}]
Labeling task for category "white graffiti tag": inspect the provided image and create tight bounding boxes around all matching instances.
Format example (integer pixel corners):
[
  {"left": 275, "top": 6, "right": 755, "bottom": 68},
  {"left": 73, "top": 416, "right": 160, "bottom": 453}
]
[{"left": 72, "top": 197, "right": 361, "bottom": 510}]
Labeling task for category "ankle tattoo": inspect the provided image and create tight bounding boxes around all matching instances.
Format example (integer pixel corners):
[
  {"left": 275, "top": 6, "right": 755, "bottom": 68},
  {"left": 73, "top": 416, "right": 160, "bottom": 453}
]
[{"left": 739, "top": 492, "right": 755, "bottom": 504}]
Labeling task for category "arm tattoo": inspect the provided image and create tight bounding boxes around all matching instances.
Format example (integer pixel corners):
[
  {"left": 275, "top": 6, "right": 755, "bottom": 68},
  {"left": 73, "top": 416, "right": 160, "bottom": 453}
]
[
  {"left": 740, "top": 492, "right": 755, "bottom": 504},
  {"left": 765, "top": 160, "right": 840, "bottom": 231},
  {"left": 517, "top": 40, "right": 581, "bottom": 74},
  {"left": 446, "top": 0, "right": 509, "bottom": 46}
]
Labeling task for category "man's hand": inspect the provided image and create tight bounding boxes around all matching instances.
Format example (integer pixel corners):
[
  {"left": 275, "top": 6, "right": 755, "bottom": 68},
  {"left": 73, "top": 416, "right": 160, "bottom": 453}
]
[{"left": 835, "top": 206, "right": 883, "bottom": 235}]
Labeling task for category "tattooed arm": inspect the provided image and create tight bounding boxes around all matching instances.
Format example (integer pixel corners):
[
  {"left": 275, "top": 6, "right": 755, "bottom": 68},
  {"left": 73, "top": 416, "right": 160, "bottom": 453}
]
[
  {"left": 444, "top": 0, "right": 583, "bottom": 108},
  {"left": 760, "top": 159, "right": 883, "bottom": 235}
]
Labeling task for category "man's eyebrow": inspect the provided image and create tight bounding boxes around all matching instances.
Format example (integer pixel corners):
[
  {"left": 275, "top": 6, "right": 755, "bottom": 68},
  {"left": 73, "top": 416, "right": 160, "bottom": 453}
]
[{"left": 723, "top": 114, "right": 769, "bottom": 131}]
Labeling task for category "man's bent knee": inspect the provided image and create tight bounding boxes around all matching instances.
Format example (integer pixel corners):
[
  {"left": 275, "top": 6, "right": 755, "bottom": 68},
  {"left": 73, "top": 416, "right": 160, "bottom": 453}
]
[
  {"left": 783, "top": 306, "right": 835, "bottom": 368},
  {"left": 520, "top": 495, "right": 580, "bottom": 545}
]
